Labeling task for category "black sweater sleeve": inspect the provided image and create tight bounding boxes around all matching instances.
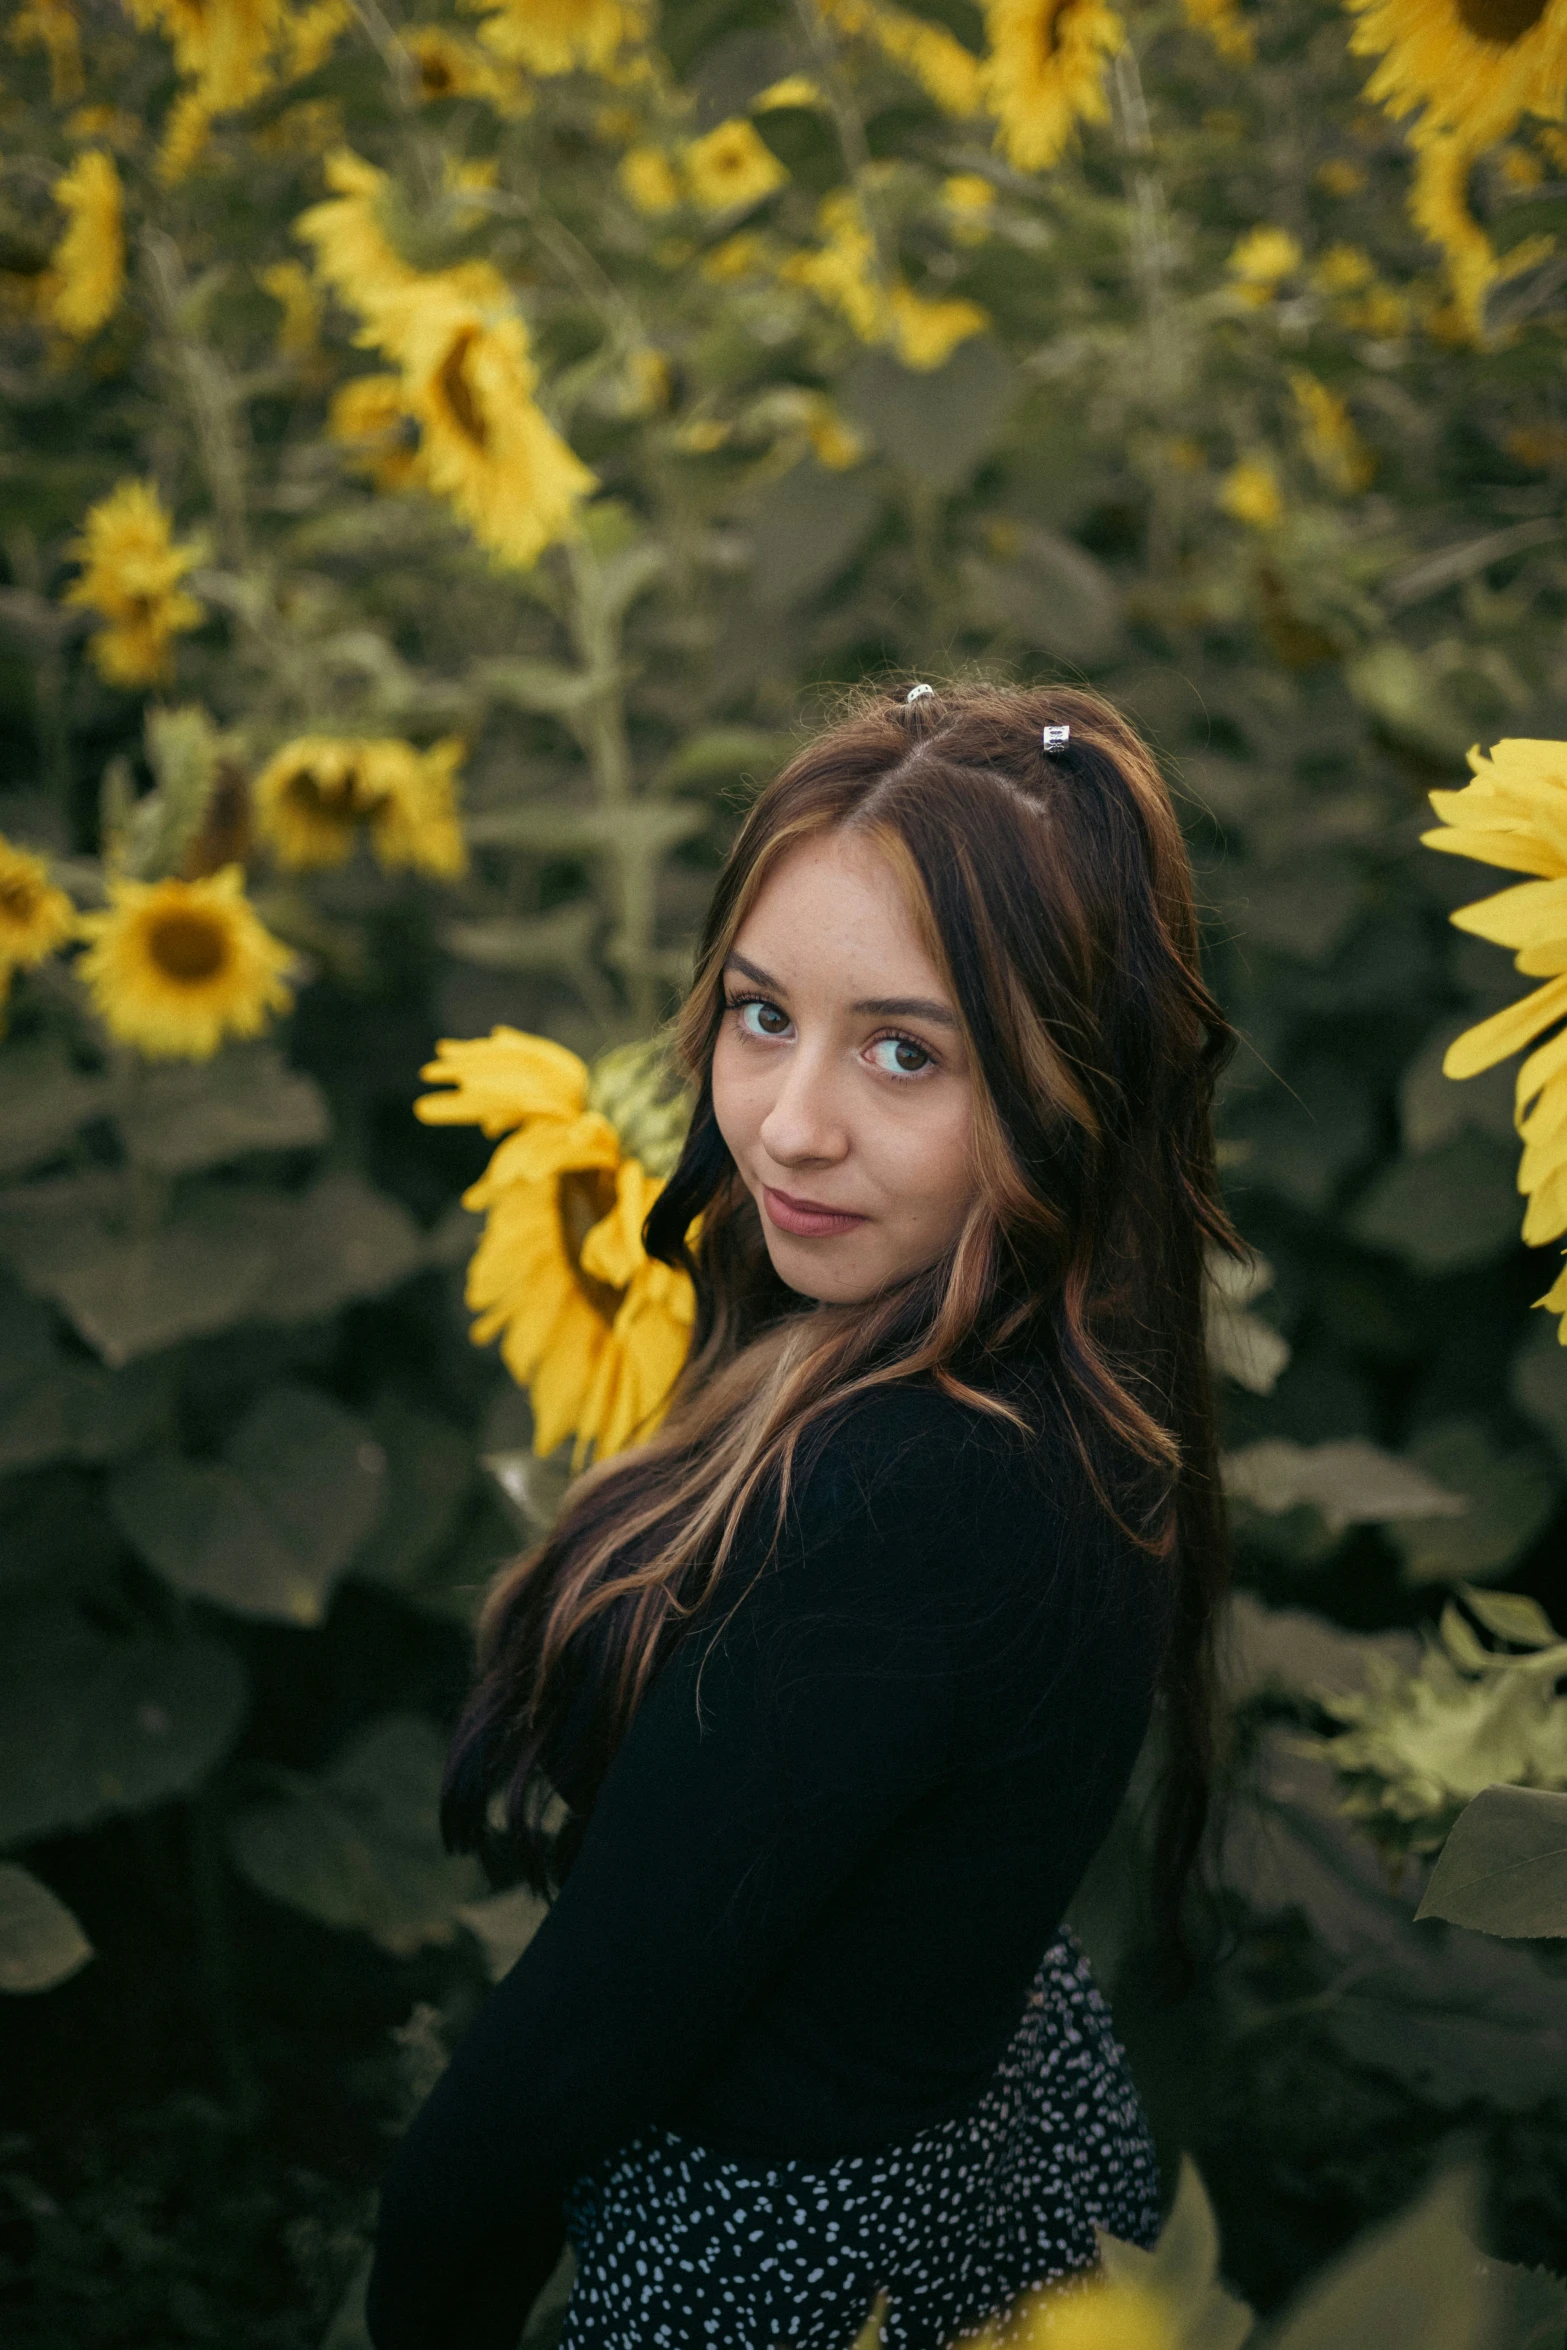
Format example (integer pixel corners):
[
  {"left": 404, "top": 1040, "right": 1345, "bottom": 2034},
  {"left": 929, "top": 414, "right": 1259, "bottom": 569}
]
[{"left": 365, "top": 1403, "right": 970, "bottom": 2350}]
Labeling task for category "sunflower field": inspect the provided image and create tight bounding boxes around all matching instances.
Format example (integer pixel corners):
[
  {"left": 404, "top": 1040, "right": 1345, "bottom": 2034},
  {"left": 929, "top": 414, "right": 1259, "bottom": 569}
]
[{"left": 5, "top": 0, "right": 1567, "bottom": 2334}]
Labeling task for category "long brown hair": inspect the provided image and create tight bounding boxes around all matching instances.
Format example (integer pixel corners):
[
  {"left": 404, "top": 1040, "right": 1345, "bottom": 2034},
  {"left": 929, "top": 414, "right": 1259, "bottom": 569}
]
[{"left": 442, "top": 682, "right": 1239, "bottom": 1957}]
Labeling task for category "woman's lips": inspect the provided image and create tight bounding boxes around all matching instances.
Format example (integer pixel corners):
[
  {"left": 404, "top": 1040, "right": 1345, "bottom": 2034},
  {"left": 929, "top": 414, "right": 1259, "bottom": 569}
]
[{"left": 761, "top": 1184, "right": 869, "bottom": 1239}]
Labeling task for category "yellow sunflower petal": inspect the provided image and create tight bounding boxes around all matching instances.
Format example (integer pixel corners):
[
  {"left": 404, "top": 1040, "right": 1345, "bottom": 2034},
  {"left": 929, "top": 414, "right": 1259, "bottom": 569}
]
[
  {"left": 475, "top": 1111, "right": 621, "bottom": 1196},
  {"left": 0, "top": 834, "right": 77, "bottom": 971},
  {"left": 1534, "top": 1258, "right": 1567, "bottom": 1324},
  {"left": 982, "top": 0, "right": 1124, "bottom": 174},
  {"left": 1449, "top": 876, "right": 1567, "bottom": 960},
  {"left": 1442, "top": 973, "right": 1567, "bottom": 1078},
  {"left": 74, "top": 865, "right": 293, "bottom": 1060},
  {"left": 1518, "top": 1019, "right": 1567, "bottom": 1117},
  {"left": 416, "top": 1026, "right": 590, "bottom": 1135},
  {"left": 1522, "top": 1162, "right": 1567, "bottom": 1246}
]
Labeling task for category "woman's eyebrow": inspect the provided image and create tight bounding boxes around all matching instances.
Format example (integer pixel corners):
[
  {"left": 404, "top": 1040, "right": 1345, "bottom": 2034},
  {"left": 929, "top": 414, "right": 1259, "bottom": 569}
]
[
  {"left": 725, "top": 951, "right": 781, "bottom": 990},
  {"left": 853, "top": 995, "right": 958, "bottom": 1027}
]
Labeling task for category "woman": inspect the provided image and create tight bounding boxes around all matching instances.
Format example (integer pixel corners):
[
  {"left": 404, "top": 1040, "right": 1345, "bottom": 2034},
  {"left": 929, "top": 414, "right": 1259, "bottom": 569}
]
[{"left": 365, "top": 682, "right": 1236, "bottom": 2350}]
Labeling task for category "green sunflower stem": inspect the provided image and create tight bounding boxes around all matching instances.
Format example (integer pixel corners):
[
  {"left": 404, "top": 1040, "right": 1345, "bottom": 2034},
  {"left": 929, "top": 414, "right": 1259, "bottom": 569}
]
[{"left": 141, "top": 230, "right": 253, "bottom": 570}]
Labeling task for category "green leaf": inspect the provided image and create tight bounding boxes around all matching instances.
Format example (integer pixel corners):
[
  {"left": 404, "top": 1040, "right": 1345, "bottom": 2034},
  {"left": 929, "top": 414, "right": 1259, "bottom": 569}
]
[
  {"left": 112, "top": 1382, "right": 387, "bottom": 1625},
  {"left": 1512, "top": 1321, "right": 1567, "bottom": 1469},
  {"left": 0, "top": 1044, "right": 113, "bottom": 1179},
  {"left": 1461, "top": 1586, "right": 1561, "bottom": 1648},
  {"left": 1222, "top": 1438, "right": 1465, "bottom": 1534},
  {"left": 962, "top": 527, "right": 1122, "bottom": 668},
  {"left": 1417, "top": 1785, "right": 1567, "bottom": 1938},
  {"left": 462, "top": 801, "right": 707, "bottom": 859},
  {"left": 654, "top": 728, "right": 795, "bottom": 791},
  {"left": 1388, "top": 1421, "right": 1557, "bottom": 1587},
  {"left": 440, "top": 904, "right": 601, "bottom": 974},
  {"left": 0, "top": 1603, "right": 248, "bottom": 1844},
  {"left": 227, "top": 1715, "right": 484, "bottom": 1955},
  {"left": 0, "top": 1863, "right": 92, "bottom": 1994},
  {"left": 747, "top": 461, "right": 881, "bottom": 606},
  {"left": 1220, "top": 851, "right": 1369, "bottom": 964},
  {"left": 251, "top": 1172, "right": 426, "bottom": 1329},
  {"left": 1097, "top": 2157, "right": 1254, "bottom": 2350},
  {"left": 1345, "top": 641, "right": 1473, "bottom": 762},
  {"left": 1399, "top": 1024, "right": 1517, "bottom": 1155},
  {"left": 348, "top": 1394, "right": 475, "bottom": 1599},
  {"left": 1350, "top": 1132, "right": 1523, "bottom": 1273},
  {"left": 1267, "top": 2168, "right": 1490, "bottom": 2350},
  {"left": 469, "top": 656, "right": 601, "bottom": 717},
  {"left": 840, "top": 337, "right": 1014, "bottom": 490},
  {"left": 114, "top": 1046, "right": 330, "bottom": 1175}
]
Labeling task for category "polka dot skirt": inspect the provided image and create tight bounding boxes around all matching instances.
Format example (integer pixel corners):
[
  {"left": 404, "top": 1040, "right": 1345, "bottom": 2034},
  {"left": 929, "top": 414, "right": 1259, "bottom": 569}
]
[{"left": 559, "top": 1931, "right": 1160, "bottom": 2350}]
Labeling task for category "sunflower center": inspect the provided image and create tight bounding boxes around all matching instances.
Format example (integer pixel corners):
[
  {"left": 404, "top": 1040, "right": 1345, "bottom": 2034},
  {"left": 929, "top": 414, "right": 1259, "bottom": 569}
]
[
  {"left": 420, "top": 54, "right": 455, "bottom": 93},
  {"left": 284, "top": 765, "right": 363, "bottom": 829},
  {"left": 1456, "top": 0, "right": 1547, "bottom": 41},
  {"left": 1037, "top": 0, "right": 1068, "bottom": 61},
  {"left": 148, "top": 909, "right": 229, "bottom": 982},
  {"left": 437, "top": 329, "right": 490, "bottom": 452},
  {"left": 559, "top": 1167, "right": 624, "bottom": 1321},
  {"left": 0, "top": 874, "right": 41, "bottom": 922}
]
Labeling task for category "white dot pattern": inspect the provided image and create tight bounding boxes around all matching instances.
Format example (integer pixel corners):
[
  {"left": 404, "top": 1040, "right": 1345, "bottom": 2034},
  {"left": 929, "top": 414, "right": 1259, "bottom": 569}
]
[{"left": 559, "top": 1931, "right": 1158, "bottom": 2350}]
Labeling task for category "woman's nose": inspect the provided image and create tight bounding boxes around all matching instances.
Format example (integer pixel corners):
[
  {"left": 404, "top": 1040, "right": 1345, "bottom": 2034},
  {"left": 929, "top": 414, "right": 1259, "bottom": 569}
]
[{"left": 757, "top": 1050, "right": 849, "bottom": 1168}]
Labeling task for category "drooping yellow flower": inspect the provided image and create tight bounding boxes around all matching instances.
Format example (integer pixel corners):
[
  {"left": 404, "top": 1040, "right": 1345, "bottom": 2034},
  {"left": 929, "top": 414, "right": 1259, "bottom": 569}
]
[
  {"left": 1219, "top": 457, "right": 1283, "bottom": 527},
  {"left": 415, "top": 1027, "right": 695, "bottom": 1462},
  {"left": 467, "top": 0, "right": 646, "bottom": 77},
  {"left": 889, "top": 284, "right": 990, "bottom": 368},
  {"left": 965, "top": 2271, "right": 1177, "bottom": 2350},
  {"left": 1346, "top": 0, "right": 1567, "bottom": 152},
  {"left": 820, "top": 0, "right": 985, "bottom": 116},
  {"left": 391, "top": 274, "right": 598, "bottom": 569},
  {"left": 0, "top": 835, "right": 76, "bottom": 976},
  {"left": 1289, "top": 369, "right": 1374, "bottom": 491},
  {"left": 64, "top": 481, "right": 206, "bottom": 688},
  {"left": 128, "top": 0, "right": 288, "bottom": 178},
  {"left": 76, "top": 866, "right": 294, "bottom": 1060},
  {"left": 330, "top": 373, "right": 424, "bottom": 489},
  {"left": 1183, "top": 0, "right": 1254, "bottom": 62},
  {"left": 295, "top": 148, "right": 421, "bottom": 321},
  {"left": 981, "top": 0, "right": 1125, "bottom": 173},
  {"left": 253, "top": 735, "right": 467, "bottom": 878},
  {"left": 260, "top": 258, "right": 322, "bottom": 363},
  {"left": 1226, "top": 223, "right": 1303, "bottom": 302},
  {"left": 682, "top": 118, "right": 788, "bottom": 212},
  {"left": 1422, "top": 741, "right": 1567, "bottom": 1317},
  {"left": 1407, "top": 133, "right": 1550, "bottom": 333},
  {"left": 45, "top": 151, "right": 124, "bottom": 338},
  {"left": 619, "top": 144, "right": 682, "bottom": 212},
  {"left": 780, "top": 188, "right": 888, "bottom": 342},
  {"left": 8, "top": 0, "right": 84, "bottom": 102}
]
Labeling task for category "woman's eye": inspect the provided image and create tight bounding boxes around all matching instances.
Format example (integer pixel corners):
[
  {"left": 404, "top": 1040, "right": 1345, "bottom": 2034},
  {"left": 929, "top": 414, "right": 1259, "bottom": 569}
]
[
  {"left": 868, "top": 1035, "right": 933, "bottom": 1077},
  {"left": 736, "top": 998, "right": 791, "bottom": 1038}
]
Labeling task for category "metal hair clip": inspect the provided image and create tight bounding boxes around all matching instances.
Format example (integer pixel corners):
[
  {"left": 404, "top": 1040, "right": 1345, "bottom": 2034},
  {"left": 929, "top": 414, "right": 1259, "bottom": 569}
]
[
  {"left": 1041, "top": 725, "right": 1071, "bottom": 754},
  {"left": 905, "top": 683, "right": 934, "bottom": 702}
]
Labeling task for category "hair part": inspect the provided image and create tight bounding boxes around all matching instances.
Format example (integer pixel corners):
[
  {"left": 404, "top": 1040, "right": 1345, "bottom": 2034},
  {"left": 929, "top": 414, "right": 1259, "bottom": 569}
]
[{"left": 442, "top": 681, "right": 1239, "bottom": 1968}]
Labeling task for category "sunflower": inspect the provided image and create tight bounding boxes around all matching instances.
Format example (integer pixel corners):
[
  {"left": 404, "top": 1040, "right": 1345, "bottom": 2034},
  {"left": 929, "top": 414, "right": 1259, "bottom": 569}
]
[
  {"left": 1406, "top": 132, "right": 1550, "bottom": 332},
  {"left": 819, "top": 0, "right": 985, "bottom": 117},
  {"left": 1183, "top": 0, "right": 1254, "bottom": 62},
  {"left": 0, "top": 834, "right": 76, "bottom": 976},
  {"left": 45, "top": 150, "right": 123, "bottom": 339},
  {"left": 260, "top": 258, "right": 321, "bottom": 364},
  {"left": 1423, "top": 738, "right": 1567, "bottom": 1328},
  {"left": 942, "top": 172, "right": 997, "bottom": 243},
  {"left": 391, "top": 275, "right": 597, "bottom": 569},
  {"left": 128, "top": 0, "right": 287, "bottom": 177},
  {"left": 8, "top": 0, "right": 84, "bottom": 103},
  {"left": 467, "top": 0, "right": 646, "bottom": 78},
  {"left": 329, "top": 373, "right": 424, "bottom": 489},
  {"left": 779, "top": 189, "right": 888, "bottom": 343},
  {"left": 76, "top": 866, "right": 294, "bottom": 1060},
  {"left": 64, "top": 480, "right": 206, "bottom": 688},
  {"left": 889, "top": 284, "right": 989, "bottom": 368},
  {"left": 253, "top": 735, "right": 467, "bottom": 877},
  {"left": 682, "top": 118, "right": 788, "bottom": 212},
  {"left": 402, "top": 25, "right": 528, "bottom": 111},
  {"left": 964, "top": 2272, "right": 1176, "bottom": 2350},
  {"left": 1219, "top": 457, "right": 1283, "bottom": 527},
  {"left": 619, "top": 145, "right": 682, "bottom": 213},
  {"left": 415, "top": 1027, "right": 695, "bottom": 1462},
  {"left": 981, "top": 0, "right": 1125, "bottom": 174},
  {"left": 1345, "top": 0, "right": 1567, "bottom": 151},
  {"left": 1226, "top": 223, "right": 1303, "bottom": 303},
  {"left": 1289, "top": 370, "right": 1374, "bottom": 491},
  {"left": 294, "top": 148, "right": 421, "bottom": 324}
]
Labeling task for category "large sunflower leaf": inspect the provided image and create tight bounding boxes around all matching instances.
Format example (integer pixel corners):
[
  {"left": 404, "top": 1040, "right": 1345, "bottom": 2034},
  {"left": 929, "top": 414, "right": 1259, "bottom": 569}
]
[
  {"left": 840, "top": 337, "right": 1014, "bottom": 490},
  {"left": 0, "top": 1284, "right": 174, "bottom": 1475},
  {"left": 0, "top": 1863, "right": 93, "bottom": 1995},
  {"left": 1350, "top": 1132, "right": 1523, "bottom": 1274},
  {"left": 111, "top": 1382, "right": 386, "bottom": 1625},
  {"left": 227, "top": 1714, "right": 483, "bottom": 1955},
  {"left": 0, "top": 1043, "right": 114, "bottom": 1179},
  {"left": 347, "top": 1393, "right": 475, "bottom": 1599},
  {"left": 114, "top": 1045, "right": 330, "bottom": 1175},
  {"left": 0, "top": 1601, "right": 248, "bottom": 1845},
  {"left": 1388, "top": 1420, "right": 1557, "bottom": 1586},
  {"left": 250, "top": 1172, "right": 426, "bottom": 1327},
  {"left": 1416, "top": 1785, "right": 1567, "bottom": 1939}
]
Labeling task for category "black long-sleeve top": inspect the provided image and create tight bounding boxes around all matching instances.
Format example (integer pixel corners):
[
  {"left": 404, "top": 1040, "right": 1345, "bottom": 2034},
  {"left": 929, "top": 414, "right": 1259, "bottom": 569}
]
[{"left": 365, "top": 1379, "right": 1170, "bottom": 2350}]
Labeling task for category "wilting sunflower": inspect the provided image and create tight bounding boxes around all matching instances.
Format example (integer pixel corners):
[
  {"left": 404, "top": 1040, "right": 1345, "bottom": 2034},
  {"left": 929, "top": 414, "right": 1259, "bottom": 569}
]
[
  {"left": 0, "top": 834, "right": 76, "bottom": 979},
  {"left": 681, "top": 118, "right": 788, "bottom": 212},
  {"left": 329, "top": 374, "right": 423, "bottom": 489},
  {"left": 1423, "top": 738, "right": 1567, "bottom": 1331},
  {"left": 76, "top": 866, "right": 294, "bottom": 1060},
  {"left": 45, "top": 150, "right": 123, "bottom": 338},
  {"left": 64, "top": 480, "right": 206, "bottom": 688},
  {"left": 416, "top": 1027, "right": 695, "bottom": 1462},
  {"left": 467, "top": 0, "right": 646, "bottom": 77},
  {"left": 1347, "top": 0, "right": 1567, "bottom": 151},
  {"left": 981, "top": 0, "right": 1125, "bottom": 174},
  {"left": 294, "top": 148, "right": 420, "bottom": 326},
  {"left": 819, "top": 0, "right": 984, "bottom": 116},
  {"left": 254, "top": 735, "right": 466, "bottom": 877}
]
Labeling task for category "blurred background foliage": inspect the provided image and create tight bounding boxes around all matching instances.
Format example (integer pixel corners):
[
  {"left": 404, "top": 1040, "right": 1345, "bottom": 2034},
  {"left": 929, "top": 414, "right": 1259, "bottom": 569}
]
[{"left": 3, "top": 0, "right": 1567, "bottom": 2335}]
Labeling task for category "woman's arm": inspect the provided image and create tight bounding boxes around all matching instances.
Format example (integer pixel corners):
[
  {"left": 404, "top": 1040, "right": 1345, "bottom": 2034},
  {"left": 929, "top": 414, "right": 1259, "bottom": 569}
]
[{"left": 364, "top": 1398, "right": 977, "bottom": 2350}]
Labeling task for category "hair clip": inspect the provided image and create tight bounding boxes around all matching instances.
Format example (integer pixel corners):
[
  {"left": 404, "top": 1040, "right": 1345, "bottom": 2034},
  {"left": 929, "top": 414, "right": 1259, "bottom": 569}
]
[
  {"left": 905, "top": 682, "right": 934, "bottom": 702},
  {"left": 1041, "top": 725, "right": 1071, "bottom": 754}
]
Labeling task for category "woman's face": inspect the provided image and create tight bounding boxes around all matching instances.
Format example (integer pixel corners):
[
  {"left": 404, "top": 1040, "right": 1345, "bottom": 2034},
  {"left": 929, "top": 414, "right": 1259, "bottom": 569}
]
[{"left": 710, "top": 829, "right": 978, "bottom": 1304}]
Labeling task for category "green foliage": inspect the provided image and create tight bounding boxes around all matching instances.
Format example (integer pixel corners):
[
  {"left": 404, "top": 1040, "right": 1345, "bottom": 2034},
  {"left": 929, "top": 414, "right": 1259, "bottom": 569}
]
[{"left": 1418, "top": 1785, "right": 1567, "bottom": 1941}]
